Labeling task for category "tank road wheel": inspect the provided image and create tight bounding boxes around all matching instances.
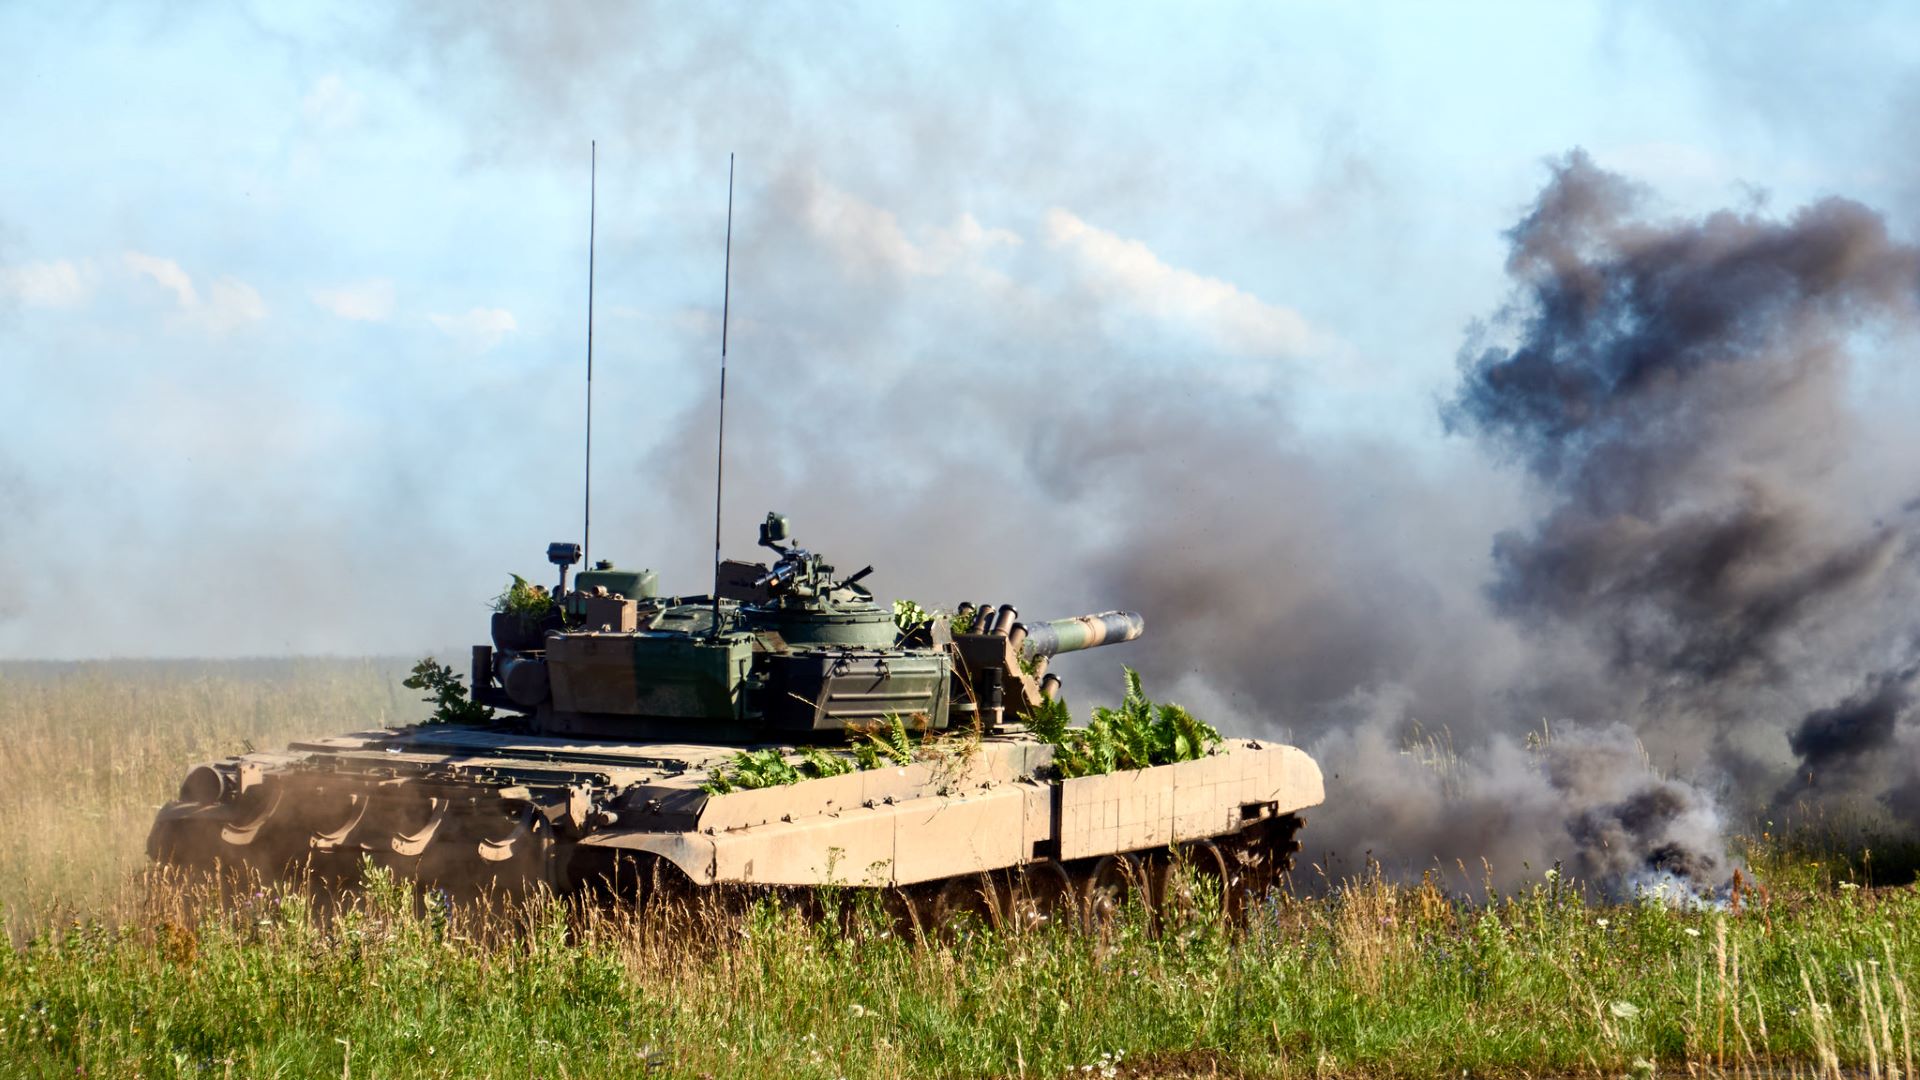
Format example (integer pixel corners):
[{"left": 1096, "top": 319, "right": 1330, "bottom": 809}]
[
  {"left": 368, "top": 793, "right": 449, "bottom": 878},
  {"left": 1223, "top": 813, "right": 1303, "bottom": 909},
  {"left": 1006, "top": 862, "right": 1076, "bottom": 935},
  {"left": 472, "top": 802, "right": 557, "bottom": 900},
  {"left": 929, "top": 873, "right": 1001, "bottom": 945},
  {"left": 300, "top": 788, "right": 373, "bottom": 890},
  {"left": 1153, "top": 841, "right": 1232, "bottom": 933},
  {"left": 418, "top": 801, "right": 556, "bottom": 904},
  {"left": 1253, "top": 814, "right": 1305, "bottom": 897},
  {"left": 212, "top": 780, "right": 290, "bottom": 883},
  {"left": 229, "top": 784, "right": 332, "bottom": 888},
  {"left": 1080, "top": 854, "right": 1143, "bottom": 937}
]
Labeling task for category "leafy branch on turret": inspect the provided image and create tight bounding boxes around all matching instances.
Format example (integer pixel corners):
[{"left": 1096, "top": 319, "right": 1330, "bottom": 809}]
[
  {"left": 403, "top": 658, "right": 495, "bottom": 726},
  {"left": 491, "top": 574, "right": 556, "bottom": 620}
]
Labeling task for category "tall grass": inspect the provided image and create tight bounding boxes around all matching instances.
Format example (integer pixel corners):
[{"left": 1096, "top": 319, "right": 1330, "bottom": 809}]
[
  {"left": 3, "top": 661, "right": 1918, "bottom": 1077},
  {"left": 3, "top": 865, "right": 1918, "bottom": 1078}
]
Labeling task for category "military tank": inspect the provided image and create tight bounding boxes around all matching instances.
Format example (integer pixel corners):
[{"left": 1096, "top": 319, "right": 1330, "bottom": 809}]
[{"left": 149, "top": 513, "right": 1323, "bottom": 932}]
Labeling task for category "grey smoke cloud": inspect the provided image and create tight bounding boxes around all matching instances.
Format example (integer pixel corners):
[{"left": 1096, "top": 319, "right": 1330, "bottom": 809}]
[
  {"left": 586, "top": 154, "right": 1766, "bottom": 895},
  {"left": 1308, "top": 721, "right": 1726, "bottom": 898}
]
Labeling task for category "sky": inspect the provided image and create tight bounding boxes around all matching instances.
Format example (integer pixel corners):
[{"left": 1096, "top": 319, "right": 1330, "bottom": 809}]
[{"left": 3, "top": 0, "right": 1918, "bottom": 665}]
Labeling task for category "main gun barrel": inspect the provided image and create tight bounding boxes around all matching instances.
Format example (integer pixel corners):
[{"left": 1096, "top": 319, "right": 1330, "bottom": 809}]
[{"left": 1016, "top": 611, "right": 1145, "bottom": 658}]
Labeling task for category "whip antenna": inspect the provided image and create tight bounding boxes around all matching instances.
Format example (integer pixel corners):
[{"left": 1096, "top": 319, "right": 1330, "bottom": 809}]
[
  {"left": 711, "top": 154, "right": 734, "bottom": 634},
  {"left": 582, "top": 141, "right": 598, "bottom": 569}
]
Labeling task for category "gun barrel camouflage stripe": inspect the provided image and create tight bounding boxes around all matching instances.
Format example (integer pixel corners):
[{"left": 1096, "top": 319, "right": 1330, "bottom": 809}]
[{"left": 1016, "top": 611, "right": 1145, "bottom": 658}]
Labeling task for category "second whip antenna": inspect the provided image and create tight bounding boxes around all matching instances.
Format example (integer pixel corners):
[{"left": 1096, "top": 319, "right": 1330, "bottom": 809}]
[
  {"left": 710, "top": 154, "right": 734, "bottom": 635},
  {"left": 581, "top": 141, "right": 597, "bottom": 569}
]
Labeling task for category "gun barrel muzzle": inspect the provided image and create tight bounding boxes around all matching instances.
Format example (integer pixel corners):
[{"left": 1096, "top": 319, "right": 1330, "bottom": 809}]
[{"left": 1017, "top": 611, "right": 1145, "bottom": 658}]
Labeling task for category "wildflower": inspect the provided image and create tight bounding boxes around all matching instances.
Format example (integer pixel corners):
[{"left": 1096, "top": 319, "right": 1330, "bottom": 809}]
[
  {"left": 1610, "top": 1000, "right": 1641, "bottom": 1019},
  {"left": 1684, "top": 927, "right": 1701, "bottom": 938},
  {"left": 1840, "top": 882, "right": 1860, "bottom": 891},
  {"left": 1595, "top": 918, "right": 1609, "bottom": 929},
  {"left": 848, "top": 1003, "right": 868, "bottom": 1019}
]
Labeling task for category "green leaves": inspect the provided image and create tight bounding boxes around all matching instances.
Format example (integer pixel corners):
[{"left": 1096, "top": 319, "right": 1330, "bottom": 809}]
[
  {"left": 702, "top": 746, "right": 861, "bottom": 795},
  {"left": 703, "top": 715, "right": 921, "bottom": 795},
  {"left": 701, "top": 749, "right": 800, "bottom": 794},
  {"left": 892, "top": 599, "right": 933, "bottom": 637},
  {"left": 852, "top": 714, "right": 915, "bottom": 771},
  {"left": 799, "top": 746, "right": 856, "bottom": 779},
  {"left": 948, "top": 606, "right": 978, "bottom": 635},
  {"left": 1040, "top": 668, "right": 1220, "bottom": 779},
  {"left": 490, "top": 574, "right": 555, "bottom": 620},
  {"left": 400, "top": 659, "right": 493, "bottom": 726},
  {"left": 1026, "top": 695, "right": 1073, "bottom": 746}
]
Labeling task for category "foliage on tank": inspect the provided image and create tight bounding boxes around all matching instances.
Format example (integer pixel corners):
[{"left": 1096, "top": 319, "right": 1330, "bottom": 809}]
[
  {"left": 1028, "top": 668, "right": 1221, "bottom": 779},
  {"left": 699, "top": 715, "right": 921, "bottom": 794},
  {"left": 701, "top": 746, "right": 858, "bottom": 794},
  {"left": 851, "top": 714, "right": 917, "bottom": 770},
  {"left": 490, "top": 574, "right": 556, "bottom": 620},
  {"left": 892, "top": 599, "right": 934, "bottom": 637},
  {"left": 402, "top": 658, "right": 494, "bottom": 726}
]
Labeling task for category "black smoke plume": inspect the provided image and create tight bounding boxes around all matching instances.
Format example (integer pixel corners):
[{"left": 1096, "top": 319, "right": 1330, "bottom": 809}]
[
  {"left": 1775, "top": 668, "right": 1920, "bottom": 825},
  {"left": 1446, "top": 150, "right": 1920, "bottom": 849}
]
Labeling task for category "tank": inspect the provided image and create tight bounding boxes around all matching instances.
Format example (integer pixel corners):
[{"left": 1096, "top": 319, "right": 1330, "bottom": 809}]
[{"left": 148, "top": 513, "right": 1324, "bottom": 932}]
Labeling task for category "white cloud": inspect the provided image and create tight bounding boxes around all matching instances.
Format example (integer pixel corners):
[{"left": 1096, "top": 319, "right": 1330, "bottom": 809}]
[
  {"left": 1043, "top": 209, "right": 1320, "bottom": 360},
  {"left": 429, "top": 307, "right": 517, "bottom": 352},
  {"left": 123, "top": 251, "right": 197, "bottom": 307},
  {"left": 301, "top": 74, "right": 363, "bottom": 132},
  {"left": 795, "top": 181, "right": 1323, "bottom": 364},
  {"left": 121, "top": 251, "right": 267, "bottom": 334},
  {"left": 0, "top": 259, "right": 94, "bottom": 308},
  {"left": 311, "top": 278, "right": 396, "bottom": 322},
  {"left": 801, "top": 179, "right": 1019, "bottom": 278},
  {"left": 200, "top": 279, "right": 268, "bottom": 333}
]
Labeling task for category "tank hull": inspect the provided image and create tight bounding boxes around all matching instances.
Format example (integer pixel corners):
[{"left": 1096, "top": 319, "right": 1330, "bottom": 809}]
[{"left": 149, "top": 724, "right": 1322, "bottom": 923}]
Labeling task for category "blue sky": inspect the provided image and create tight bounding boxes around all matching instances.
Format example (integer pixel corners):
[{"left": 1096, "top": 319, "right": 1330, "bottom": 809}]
[{"left": 3, "top": 1, "right": 1918, "bottom": 662}]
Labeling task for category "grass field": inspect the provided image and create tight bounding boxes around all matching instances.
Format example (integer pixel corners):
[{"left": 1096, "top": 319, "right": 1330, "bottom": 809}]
[{"left": 0, "top": 661, "right": 1914, "bottom": 1079}]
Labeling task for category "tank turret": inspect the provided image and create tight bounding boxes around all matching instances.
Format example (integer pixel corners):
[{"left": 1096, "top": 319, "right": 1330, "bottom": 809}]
[{"left": 466, "top": 512, "right": 1145, "bottom": 742}]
